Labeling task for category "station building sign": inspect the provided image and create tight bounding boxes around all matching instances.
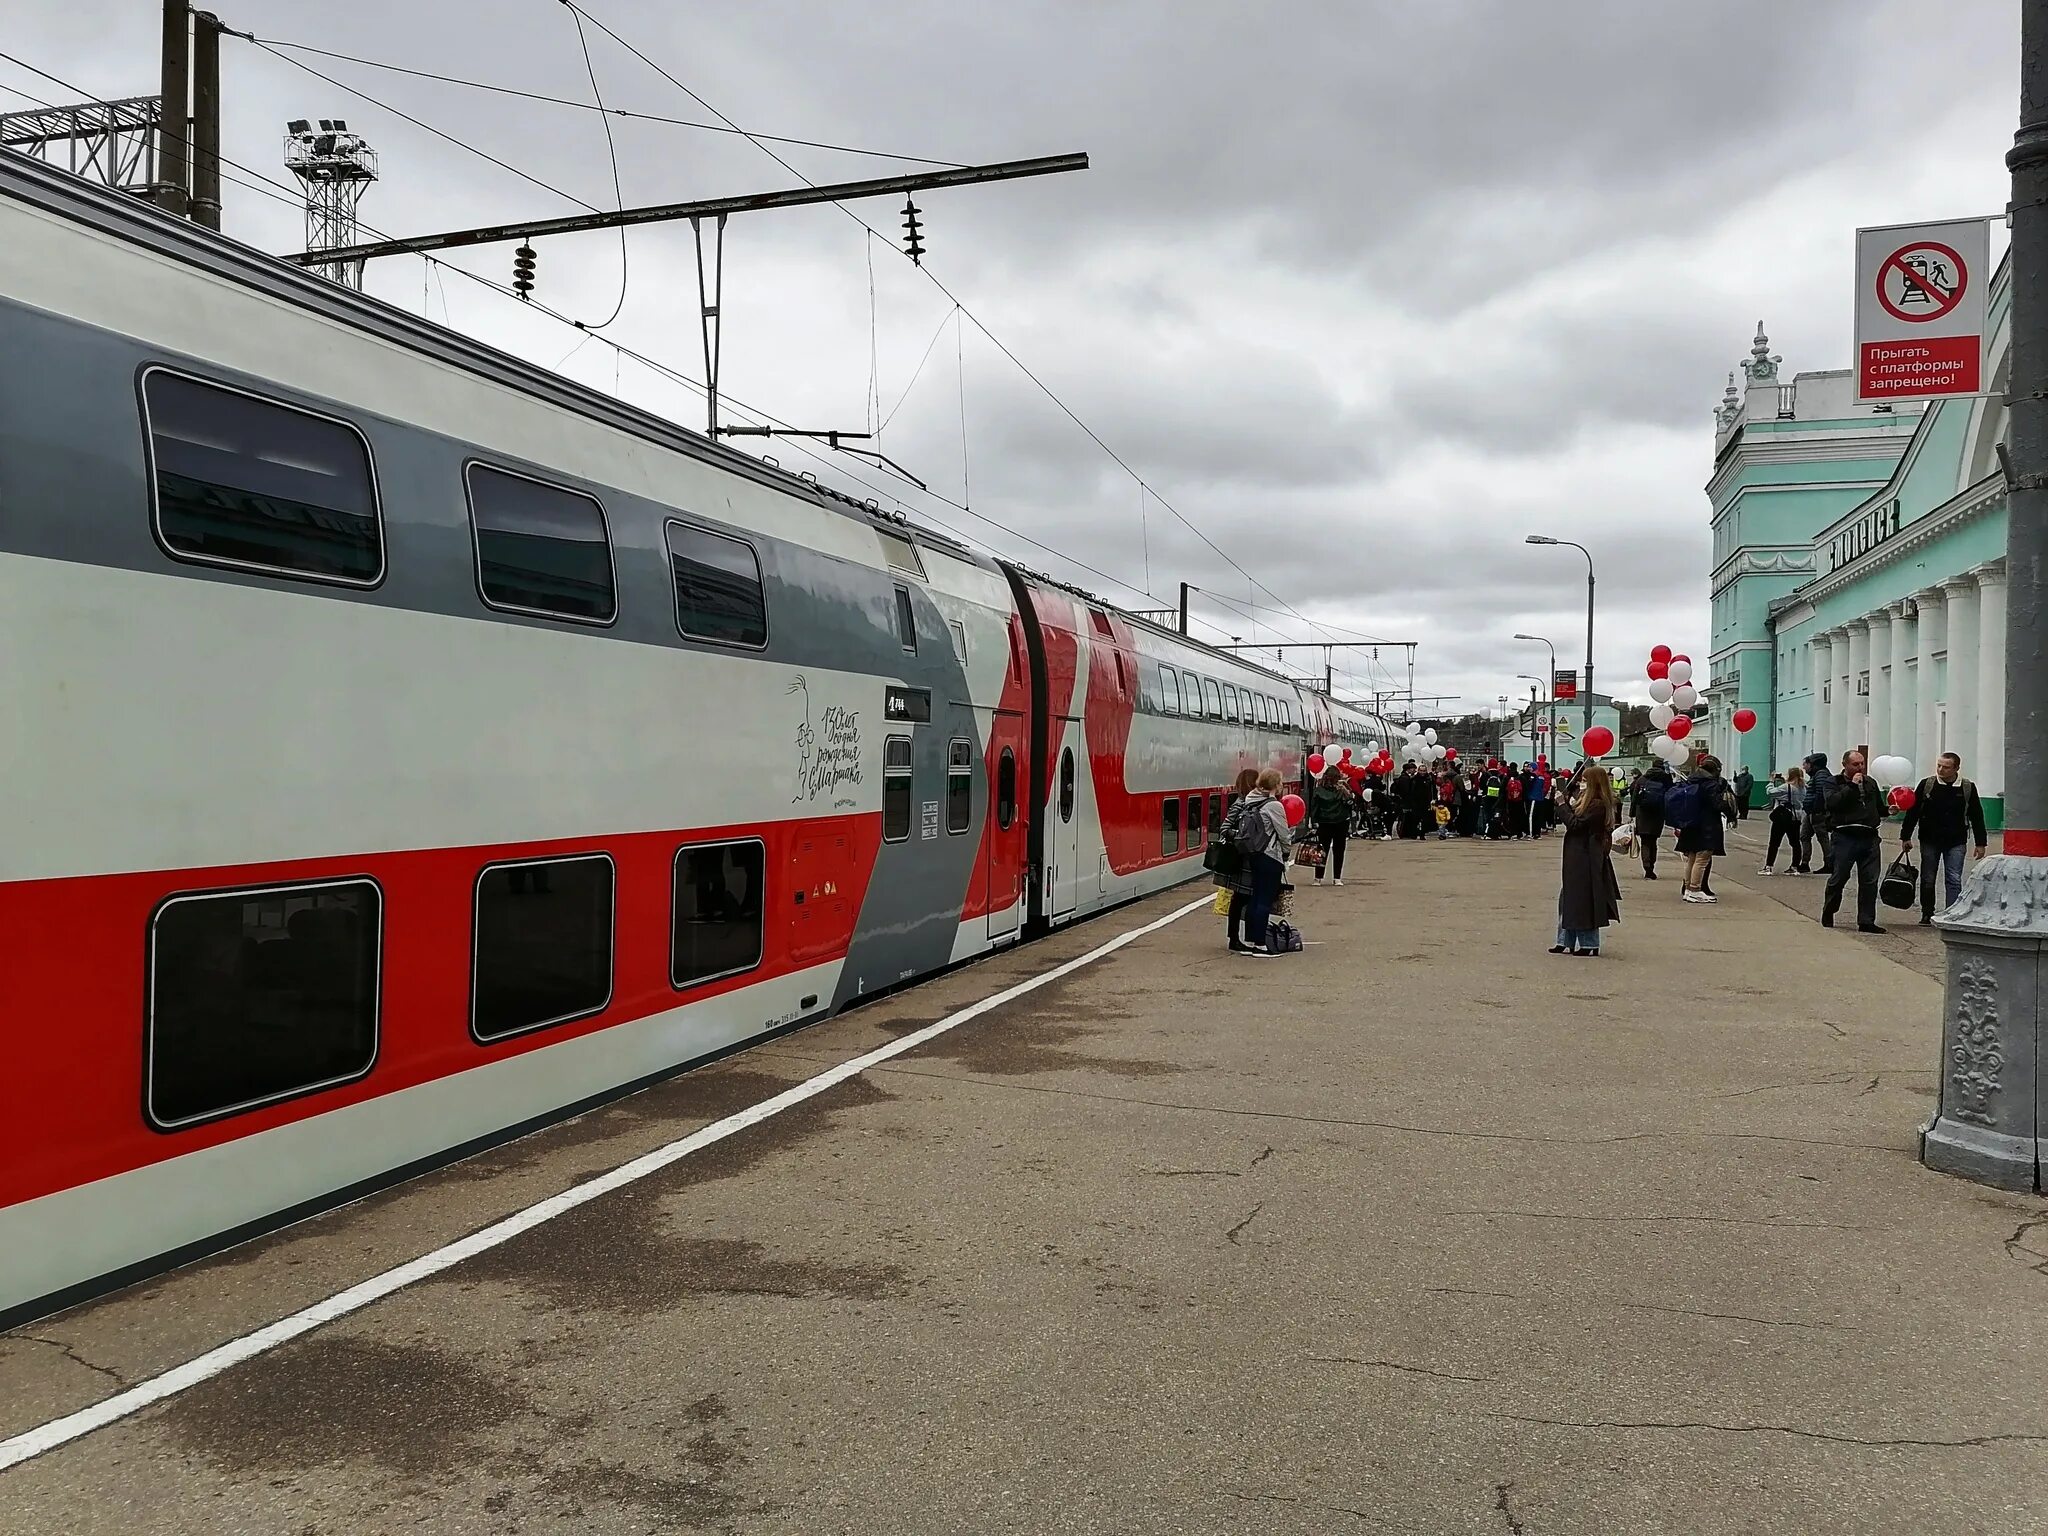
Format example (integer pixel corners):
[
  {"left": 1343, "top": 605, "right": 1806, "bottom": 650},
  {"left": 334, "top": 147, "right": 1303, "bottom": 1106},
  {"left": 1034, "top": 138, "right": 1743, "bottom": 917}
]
[{"left": 1827, "top": 499, "right": 1903, "bottom": 573}]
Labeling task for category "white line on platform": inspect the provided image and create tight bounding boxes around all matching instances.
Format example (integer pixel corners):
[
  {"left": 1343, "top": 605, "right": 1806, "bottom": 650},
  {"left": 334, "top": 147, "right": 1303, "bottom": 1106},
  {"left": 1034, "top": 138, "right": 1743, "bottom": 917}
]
[{"left": 0, "top": 893, "right": 1210, "bottom": 1475}]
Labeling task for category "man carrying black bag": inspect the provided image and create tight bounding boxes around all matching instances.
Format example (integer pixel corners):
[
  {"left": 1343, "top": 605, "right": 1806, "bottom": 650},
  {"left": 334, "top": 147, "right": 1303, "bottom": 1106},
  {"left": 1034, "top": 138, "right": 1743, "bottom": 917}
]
[{"left": 1899, "top": 751, "right": 1988, "bottom": 925}]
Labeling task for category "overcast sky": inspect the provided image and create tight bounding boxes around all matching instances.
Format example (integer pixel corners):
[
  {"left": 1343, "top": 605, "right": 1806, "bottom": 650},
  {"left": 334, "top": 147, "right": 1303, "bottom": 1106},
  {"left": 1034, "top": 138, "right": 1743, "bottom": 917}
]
[{"left": 4, "top": 1, "right": 2020, "bottom": 715}]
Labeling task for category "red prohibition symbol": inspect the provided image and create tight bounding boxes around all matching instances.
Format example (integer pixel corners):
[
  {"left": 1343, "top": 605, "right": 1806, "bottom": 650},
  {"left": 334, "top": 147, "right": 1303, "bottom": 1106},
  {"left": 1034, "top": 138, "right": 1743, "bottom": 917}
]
[{"left": 1877, "top": 241, "right": 1968, "bottom": 324}]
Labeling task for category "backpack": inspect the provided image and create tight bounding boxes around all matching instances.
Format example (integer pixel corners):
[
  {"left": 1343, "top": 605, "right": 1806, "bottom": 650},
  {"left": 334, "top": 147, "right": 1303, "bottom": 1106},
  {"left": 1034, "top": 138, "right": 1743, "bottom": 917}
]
[
  {"left": 1635, "top": 776, "right": 1667, "bottom": 814},
  {"left": 1507, "top": 778, "right": 1523, "bottom": 801},
  {"left": 1265, "top": 917, "right": 1304, "bottom": 954},
  {"left": 1234, "top": 799, "right": 1275, "bottom": 856},
  {"left": 1663, "top": 779, "right": 1706, "bottom": 830}
]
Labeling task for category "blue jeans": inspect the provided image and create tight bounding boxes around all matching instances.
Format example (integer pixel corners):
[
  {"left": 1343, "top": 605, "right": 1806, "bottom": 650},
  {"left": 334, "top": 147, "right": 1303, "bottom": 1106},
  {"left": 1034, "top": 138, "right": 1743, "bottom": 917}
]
[
  {"left": 1556, "top": 924, "right": 1600, "bottom": 953},
  {"left": 1247, "top": 854, "right": 1286, "bottom": 945},
  {"left": 1920, "top": 842, "right": 1968, "bottom": 917}
]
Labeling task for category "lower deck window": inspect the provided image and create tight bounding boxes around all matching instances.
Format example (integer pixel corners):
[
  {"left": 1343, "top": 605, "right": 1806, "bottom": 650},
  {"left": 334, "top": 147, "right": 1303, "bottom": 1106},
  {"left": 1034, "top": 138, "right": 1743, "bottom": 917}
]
[
  {"left": 472, "top": 855, "right": 615, "bottom": 1041},
  {"left": 884, "top": 736, "right": 914, "bottom": 842},
  {"left": 147, "top": 880, "right": 380, "bottom": 1128},
  {"left": 674, "top": 840, "right": 766, "bottom": 988},
  {"left": 1187, "top": 794, "right": 1205, "bottom": 847},
  {"left": 1162, "top": 798, "right": 1182, "bottom": 856}
]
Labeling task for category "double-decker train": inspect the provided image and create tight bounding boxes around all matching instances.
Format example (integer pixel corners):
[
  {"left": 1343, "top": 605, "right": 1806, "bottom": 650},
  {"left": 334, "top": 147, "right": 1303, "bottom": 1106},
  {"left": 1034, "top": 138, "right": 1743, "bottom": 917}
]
[{"left": 0, "top": 150, "right": 1393, "bottom": 1323}]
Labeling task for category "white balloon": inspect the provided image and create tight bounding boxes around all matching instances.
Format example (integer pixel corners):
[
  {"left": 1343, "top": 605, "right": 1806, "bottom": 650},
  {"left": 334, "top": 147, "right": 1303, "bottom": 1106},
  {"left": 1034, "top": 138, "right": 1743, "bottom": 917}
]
[
  {"left": 1424, "top": 728, "right": 1438, "bottom": 745},
  {"left": 1649, "top": 703, "right": 1674, "bottom": 729},
  {"left": 1367, "top": 741, "right": 1381, "bottom": 755},
  {"left": 1873, "top": 755, "right": 1916, "bottom": 789},
  {"left": 1326, "top": 744, "right": 1342, "bottom": 762},
  {"left": 1647, "top": 679, "right": 1674, "bottom": 704},
  {"left": 1668, "top": 659, "right": 1693, "bottom": 685},
  {"left": 1671, "top": 683, "right": 1699, "bottom": 711}
]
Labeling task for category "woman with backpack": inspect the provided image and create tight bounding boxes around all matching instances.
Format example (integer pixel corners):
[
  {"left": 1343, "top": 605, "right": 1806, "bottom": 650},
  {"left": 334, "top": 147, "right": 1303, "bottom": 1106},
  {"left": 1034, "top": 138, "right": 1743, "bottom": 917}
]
[
  {"left": 1228, "top": 768, "right": 1292, "bottom": 957},
  {"left": 1212, "top": 768, "right": 1262, "bottom": 952},
  {"left": 1553, "top": 761, "right": 1621, "bottom": 955},
  {"left": 1671, "top": 754, "right": 1738, "bottom": 904}
]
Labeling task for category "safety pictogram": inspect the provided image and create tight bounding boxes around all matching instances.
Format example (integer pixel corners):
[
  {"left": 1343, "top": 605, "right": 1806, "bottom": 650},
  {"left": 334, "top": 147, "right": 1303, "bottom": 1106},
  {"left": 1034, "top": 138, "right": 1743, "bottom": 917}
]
[
  {"left": 1854, "top": 217, "right": 1992, "bottom": 403},
  {"left": 1875, "top": 241, "right": 1967, "bottom": 324}
]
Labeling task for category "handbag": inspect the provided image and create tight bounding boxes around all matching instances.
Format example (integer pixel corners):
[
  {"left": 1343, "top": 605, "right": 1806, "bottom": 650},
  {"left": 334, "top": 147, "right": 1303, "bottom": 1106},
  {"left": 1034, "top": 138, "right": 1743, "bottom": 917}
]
[
  {"left": 1212, "top": 888, "right": 1233, "bottom": 916},
  {"left": 1294, "top": 840, "right": 1325, "bottom": 869},
  {"left": 1881, "top": 852, "right": 1919, "bottom": 910}
]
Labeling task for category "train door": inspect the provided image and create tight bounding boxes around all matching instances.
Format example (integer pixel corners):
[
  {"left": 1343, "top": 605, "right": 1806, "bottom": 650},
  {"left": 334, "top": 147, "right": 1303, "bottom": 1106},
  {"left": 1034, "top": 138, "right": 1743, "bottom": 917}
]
[
  {"left": 1046, "top": 722, "right": 1081, "bottom": 920},
  {"left": 986, "top": 709, "right": 1027, "bottom": 941}
]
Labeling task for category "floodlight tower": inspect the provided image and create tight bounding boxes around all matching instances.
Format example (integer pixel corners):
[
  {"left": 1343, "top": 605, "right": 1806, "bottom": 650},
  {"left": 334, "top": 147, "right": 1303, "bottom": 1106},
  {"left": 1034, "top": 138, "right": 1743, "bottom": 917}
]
[{"left": 284, "top": 118, "right": 378, "bottom": 289}]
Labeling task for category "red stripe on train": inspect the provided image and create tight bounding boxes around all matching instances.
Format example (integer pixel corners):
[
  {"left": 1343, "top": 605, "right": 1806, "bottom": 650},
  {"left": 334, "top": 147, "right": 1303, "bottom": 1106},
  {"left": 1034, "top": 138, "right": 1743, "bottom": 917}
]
[{"left": 0, "top": 815, "right": 887, "bottom": 1212}]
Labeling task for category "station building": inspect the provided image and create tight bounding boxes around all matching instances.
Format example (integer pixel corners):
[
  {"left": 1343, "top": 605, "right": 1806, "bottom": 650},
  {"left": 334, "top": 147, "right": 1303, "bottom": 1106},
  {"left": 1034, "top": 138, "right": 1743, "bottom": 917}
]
[{"left": 1701, "top": 265, "right": 2012, "bottom": 822}]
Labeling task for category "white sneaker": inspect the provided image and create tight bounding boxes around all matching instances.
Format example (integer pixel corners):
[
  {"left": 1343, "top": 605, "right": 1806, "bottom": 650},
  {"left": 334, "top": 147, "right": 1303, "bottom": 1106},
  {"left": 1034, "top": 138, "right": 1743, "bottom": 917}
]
[
  {"left": 1682, "top": 889, "right": 1712, "bottom": 904},
  {"left": 1757, "top": 867, "right": 1775, "bottom": 876},
  {"left": 1334, "top": 878, "right": 1345, "bottom": 886}
]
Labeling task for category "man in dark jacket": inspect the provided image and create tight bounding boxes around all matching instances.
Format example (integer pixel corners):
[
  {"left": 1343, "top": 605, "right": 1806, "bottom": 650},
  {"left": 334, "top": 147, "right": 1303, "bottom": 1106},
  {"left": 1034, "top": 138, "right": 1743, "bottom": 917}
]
[
  {"left": 1802, "top": 750, "right": 1835, "bottom": 872},
  {"left": 1632, "top": 760, "right": 1673, "bottom": 879},
  {"left": 1822, "top": 748, "right": 1887, "bottom": 933},
  {"left": 1734, "top": 766, "right": 1755, "bottom": 820},
  {"left": 1899, "top": 751, "right": 1989, "bottom": 924}
]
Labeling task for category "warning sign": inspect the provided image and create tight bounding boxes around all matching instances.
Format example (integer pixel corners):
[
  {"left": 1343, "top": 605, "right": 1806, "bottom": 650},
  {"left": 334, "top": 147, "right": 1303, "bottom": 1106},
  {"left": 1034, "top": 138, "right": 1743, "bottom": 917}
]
[{"left": 1854, "top": 217, "right": 1992, "bottom": 402}]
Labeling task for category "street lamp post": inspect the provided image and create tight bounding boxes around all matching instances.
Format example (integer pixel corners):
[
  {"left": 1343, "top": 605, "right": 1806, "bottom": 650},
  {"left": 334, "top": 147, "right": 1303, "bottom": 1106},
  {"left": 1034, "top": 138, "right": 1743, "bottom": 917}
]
[
  {"left": 1514, "top": 633, "right": 1558, "bottom": 765},
  {"left": 1923, "top": 6, "right": 2048, "bottom": 1192},
  {"left": 1516, "top": 674, "right": 1547, "bottom": 763},
  {"left": 1527, "top": 536, "right": 1595, "bottom": 743}
]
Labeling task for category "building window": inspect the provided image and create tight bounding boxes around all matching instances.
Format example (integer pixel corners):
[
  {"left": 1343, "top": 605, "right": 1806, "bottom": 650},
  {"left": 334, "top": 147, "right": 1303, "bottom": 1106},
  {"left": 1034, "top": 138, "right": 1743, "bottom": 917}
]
[
  {"left": 667, "top": 520, "right": 767, "bottom": 647},
  {"left": 1187, "top": 794, "right": 1205, "bottom": 848},
  {"left": 1060, "top": 745, "right": 1076, "bottom": 823},
  {"left": 146, "top": 879, "right": 380, "bottom": 1129},
  {"left": 465, "top": 463, "right": 615, "bottom": 623},
  {"left": 997, "top": 747, "right": 1017, "bottom": 829},
  {"left": 1162, "top": 797, "right": 1181, "bottom": 856},
  {"left": 884, "top": 735, "right": 913, "bottom": 841},
  {"left": 947, "top": 738, "right": 973, "bottom": 833},
  {"left": 895, "top": 585, "right": 917, "bottom": 652},
  {"left": 876, "top": 528, "right": 926, "bottom": 578},
  {"left": 472, "top": 855, "right": 614, "bottom": 1042},
  {"left": 672, "top": 840, "right": 765, "bottom": 989},
  {"left": 142, "top": 369, "right": 382, "bottom": 585}
]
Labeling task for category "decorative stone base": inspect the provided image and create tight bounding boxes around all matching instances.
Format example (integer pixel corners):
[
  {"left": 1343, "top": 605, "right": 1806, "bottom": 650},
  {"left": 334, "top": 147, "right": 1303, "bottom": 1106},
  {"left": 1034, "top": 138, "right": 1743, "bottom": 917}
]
[{"left": 1921, "top": 855, "right": 2046, "bottom": 1191}]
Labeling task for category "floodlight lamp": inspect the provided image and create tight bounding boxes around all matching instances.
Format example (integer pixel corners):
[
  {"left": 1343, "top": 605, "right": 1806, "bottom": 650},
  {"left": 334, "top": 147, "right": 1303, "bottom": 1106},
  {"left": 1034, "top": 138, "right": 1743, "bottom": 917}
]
[
  {"left": 317, "top": 119, "right": 334, "bottom": 132},
  {"left": 287, "top": 118, "right": 310, "bottom": 134},
  {"left": 331, "top": 118, "right": 347, "bottom": 131}
]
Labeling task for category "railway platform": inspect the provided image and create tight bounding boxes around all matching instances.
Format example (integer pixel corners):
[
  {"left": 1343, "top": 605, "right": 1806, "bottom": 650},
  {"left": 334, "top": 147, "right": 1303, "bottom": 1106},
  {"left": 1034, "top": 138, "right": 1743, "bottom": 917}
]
[{"left": 4, "top": 837, "right": 2047, "bottom": 1535}]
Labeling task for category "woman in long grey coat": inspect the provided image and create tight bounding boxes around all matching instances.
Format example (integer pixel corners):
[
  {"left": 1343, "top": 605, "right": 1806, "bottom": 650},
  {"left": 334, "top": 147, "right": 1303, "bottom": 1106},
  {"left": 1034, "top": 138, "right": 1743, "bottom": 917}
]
[{"left": 1554, "top": 766, "right": 1621, "bottom": 955}]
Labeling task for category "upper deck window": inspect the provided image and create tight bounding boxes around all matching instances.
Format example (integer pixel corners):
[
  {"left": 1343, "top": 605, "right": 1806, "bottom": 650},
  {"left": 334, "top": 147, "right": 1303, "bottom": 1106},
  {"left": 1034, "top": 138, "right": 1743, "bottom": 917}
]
[
  {"left": 143, "top": 369, "right": 382, "bottom": 585},
  {"left": 667, "top": 519, "right": 767, "bottom": 648},
  {"left": 465, "top": 464, "right": 615, "bottom": 623}
]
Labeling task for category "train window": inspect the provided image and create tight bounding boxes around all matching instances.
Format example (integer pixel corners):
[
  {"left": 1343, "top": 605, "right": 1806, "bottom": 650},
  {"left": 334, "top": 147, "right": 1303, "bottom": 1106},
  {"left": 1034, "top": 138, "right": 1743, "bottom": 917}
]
[
  {"left": 1158, "top": 664, "right": 1181, "bottom": 715},
  {"left": 142, "top": 369, "right": 382, "bottom": 586},
  {"left": 997, "top": 747, "right": 1017, "bottom": 830},
  {"left": 1161, "top": 798, "right": 1181, "bottom": 856},
  {"left": 1114, "top": 652, "right": 1129, "bottom": 697},
  {"left": 472, "top": 855, "right": 614, "bottom": 1042},
  {"left": 947, "top": 739, "right": 973, "bottom": 833},
  {"left": 145, "top": 879, "right": 380, "bottom": 1130},
  {"left": 1089, "top": 607, "right": 1114, "bottom": 638},
  {"left": 667, "top": 520, "right": 768, "bottom": 648},
  {"left": 884, "top": 735, "right": 914, "bottom": 842},
  {"left": 465, "top": 464, "right": 616, "bottom": 624},
  {"left": 1060, "top": 746, "right": 1076, "bottom": 823},
  {"left": 672, "top": 840, "right": 765, "bottom": 989},
  {"left": 876, "top": 528, "right": 926, "bottom": 579},
  {"left": 949, "top": 620, "right": 968, "bottom": 661},
  {"left": 895, "top": 585, "right": 917, "bottom": 652},
  {"left": 1187, "top": 794, "right": 1205, "bottom": 848},
  {"left": 1224, "top": 685, "right": 1241, "bottom": 722},
  {"left": 1008, "top": 624, "right": 1025, "bottom": 683},
  {"left": 1208, "top": 791, "right": 1223, "bottom": 833},
  {"left": 1203, "top": 679, "right": 1222, "bottom": 719}
]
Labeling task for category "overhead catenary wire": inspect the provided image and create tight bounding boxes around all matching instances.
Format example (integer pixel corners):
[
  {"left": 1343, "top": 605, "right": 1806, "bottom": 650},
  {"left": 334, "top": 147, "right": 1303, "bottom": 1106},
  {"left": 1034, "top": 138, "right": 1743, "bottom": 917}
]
[{"left": 563, "top": 2, "right": 627, "bottom": 329}]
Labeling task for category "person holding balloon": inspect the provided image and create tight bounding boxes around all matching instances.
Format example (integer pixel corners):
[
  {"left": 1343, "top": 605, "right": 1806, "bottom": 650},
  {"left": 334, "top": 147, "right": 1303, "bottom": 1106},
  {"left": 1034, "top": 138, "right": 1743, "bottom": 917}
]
[
  {"left": 1821, "top": 749, "right": 1889, "bottom": 933},
  {"left": 1235, "top": 768, "right": 1296, "bottom": 955},
  {"left": 1898, "top": 751, "right": 1988, "bottom": 924},
  {"left": 1552, "top": 751, "right": 1621, "bottom": 956}
]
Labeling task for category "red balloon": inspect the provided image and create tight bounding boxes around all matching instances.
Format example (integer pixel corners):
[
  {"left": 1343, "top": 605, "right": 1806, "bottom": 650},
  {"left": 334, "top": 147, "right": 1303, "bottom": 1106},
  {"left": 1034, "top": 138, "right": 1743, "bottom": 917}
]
[
  {"left": 1672, "top": 653, "right": 1691, "bottom": 664},
  {"left": 1340, "top": 747, "right": 1353, "bottom": 763},
  {"left": 1445, "top": 747, "right": 1458, "bottom": 762},
  {"left": 1889, "top": 786, "right": 1917, "bottom": 811},
  {"left": 1281, "top": 793, "right": 1306, "bottom": 827},
  {"left": 1307, "top": 754, "right": 1326, "bottom": 776},
  {"left": 1646, "top": 659, "right": 1669, "bottom": 680},
  {"left": 1732, "top": 707, "right": 1757, "bottom": 733},
  {"left": 1582, "top": 725, "right": 1615, "bottom": 758},
  {"left": 1651, "top": 644, "right": 1673, "bottom": 664},
  {"left": 1667, "top": 715, "right": 1692, "bottom": 741}
]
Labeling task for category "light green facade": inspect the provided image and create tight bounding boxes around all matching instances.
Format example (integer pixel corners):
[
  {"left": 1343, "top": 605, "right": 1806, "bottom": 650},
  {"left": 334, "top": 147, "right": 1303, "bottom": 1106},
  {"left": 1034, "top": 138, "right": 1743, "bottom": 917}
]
[{"left": 1701, "top": 269, "right": 2012, "bottom": 823}]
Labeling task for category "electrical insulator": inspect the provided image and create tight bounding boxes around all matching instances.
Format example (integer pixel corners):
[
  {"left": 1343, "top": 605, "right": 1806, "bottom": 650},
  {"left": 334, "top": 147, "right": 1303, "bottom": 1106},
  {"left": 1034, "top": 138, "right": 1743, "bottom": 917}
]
[
  {"left": 901, "top": 198, "right": 925, "bottom": 266},
  {"left": 512, "top": 244, "right": 537, "bottom": 300}
]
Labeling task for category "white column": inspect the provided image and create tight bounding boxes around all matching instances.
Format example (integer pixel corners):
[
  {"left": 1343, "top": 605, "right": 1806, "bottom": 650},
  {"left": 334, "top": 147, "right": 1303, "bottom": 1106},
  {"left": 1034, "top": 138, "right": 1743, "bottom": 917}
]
[
  {"left": 1867, "top": 607, "right": 1894, "bottom": 759},
  {"left": 1914, "top": 586, "right": 1949, "bottom": 778},
  {"left": 1890, "top": 599, "right": 1918, "bottom": 763},
  {"left": 1943, "top": 575, "right": 1981, "bottom": 779},
  {"left": 1832, "top": 627, "right": 1856, "bottom": 759},
  {"left": 1811, "top": 631, "right": 1835, "bottom": 759},
  {"left": 1973, "top": 561, "right": 2007, "bottom": 797},
  {"left": 1845, "top": 618, "right": 1872, "bottom": 751}
]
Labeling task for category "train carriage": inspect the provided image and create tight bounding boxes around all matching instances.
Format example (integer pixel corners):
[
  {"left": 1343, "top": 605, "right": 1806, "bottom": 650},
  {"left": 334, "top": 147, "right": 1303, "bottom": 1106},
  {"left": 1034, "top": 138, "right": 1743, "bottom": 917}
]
[{"left": 0, "top": 148, "right": 1382, "bottom": 1323}]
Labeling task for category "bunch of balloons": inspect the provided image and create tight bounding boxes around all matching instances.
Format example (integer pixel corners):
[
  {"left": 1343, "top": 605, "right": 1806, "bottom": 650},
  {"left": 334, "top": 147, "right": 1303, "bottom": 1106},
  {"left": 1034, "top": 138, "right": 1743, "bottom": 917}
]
[
  {"left": 1394, "top": 721, "right": 1449, "bottom": 765},
  {"left": 1870, "top": 755, "right": 1917, "bottom": 790},
  {"left": 1644, "top": 642, "right": 1699, "bottom": 766}
]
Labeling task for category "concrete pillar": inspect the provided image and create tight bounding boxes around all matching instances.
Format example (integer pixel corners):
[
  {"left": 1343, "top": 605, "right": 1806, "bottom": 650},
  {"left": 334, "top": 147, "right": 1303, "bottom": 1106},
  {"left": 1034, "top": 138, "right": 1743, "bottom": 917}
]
[
  {"left": 1944, "top": 575, "right": 1982, "bottom": 782},
  {"left": 1891, "top": 599, "right": 1919, "bottom": 765},
  {"left": 1832, "top": 627, "right": 1856, "bottom": 761},
  {"left": 1975, "top": 562, "right": 2008, "bottom": 799},
  {"left": 1915, "top": 587, "right": 1949, "bottom": 780},
  {"left": 1811, "top": 631, "right": 1835, "bottom": 759},
  {"left": 1868, "top": 607, "right": 1895, "bottom": 759},
  {"left": 1846, "top": 618, "right": 1872, "bottom": 751}
]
